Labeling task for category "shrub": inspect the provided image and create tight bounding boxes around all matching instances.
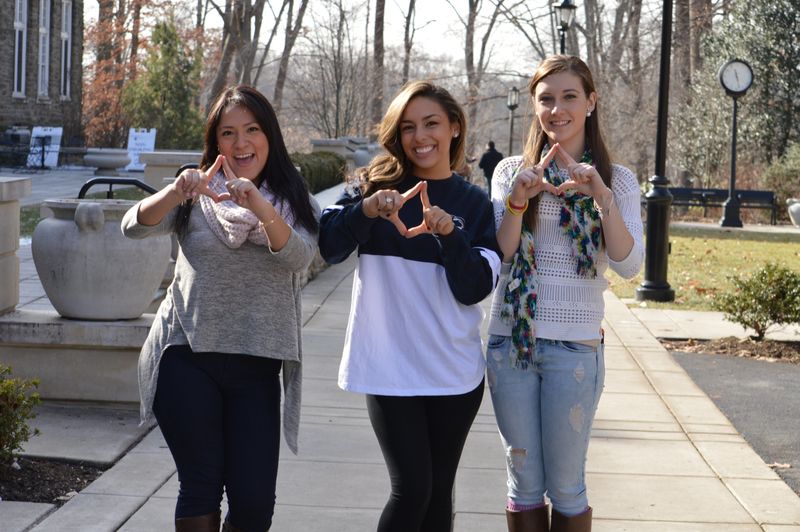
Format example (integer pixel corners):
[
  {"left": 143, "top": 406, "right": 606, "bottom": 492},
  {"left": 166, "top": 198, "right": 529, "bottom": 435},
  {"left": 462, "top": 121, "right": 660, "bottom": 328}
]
[
  {"left": 290, "top": 151, "right": 347, "bottom": 194},
  {"left": 0, "top": 365, "right": 41, "bottom": 465},
  {"left": 712, "top": 263, "right": 800, "bottom": 340}
]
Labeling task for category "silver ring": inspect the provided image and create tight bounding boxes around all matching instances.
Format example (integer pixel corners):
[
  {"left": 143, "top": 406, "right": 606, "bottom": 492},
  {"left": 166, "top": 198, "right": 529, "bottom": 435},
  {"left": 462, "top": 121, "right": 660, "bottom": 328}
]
[{"left": 385, "top": 197, "right": 395, "bottom": 205}]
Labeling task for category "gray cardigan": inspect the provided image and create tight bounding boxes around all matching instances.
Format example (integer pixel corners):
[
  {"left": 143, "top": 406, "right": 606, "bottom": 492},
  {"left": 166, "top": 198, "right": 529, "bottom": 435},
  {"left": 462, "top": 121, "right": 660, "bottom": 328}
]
[{"left": 121, "top": 198, "right": 319, "bottom": 454}]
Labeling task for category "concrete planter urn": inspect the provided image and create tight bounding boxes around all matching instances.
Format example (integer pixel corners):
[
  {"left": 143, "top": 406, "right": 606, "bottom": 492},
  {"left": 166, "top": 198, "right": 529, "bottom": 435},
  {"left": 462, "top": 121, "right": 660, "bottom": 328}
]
[
  {"left": 83, "top": 148, "right": 132, "bottom": 176},
  {"left": 788, "top": 199, "right": 800, "bottom": 228},
  {"left": 32, "top": 199, "right": 171, "bottom": 320}
]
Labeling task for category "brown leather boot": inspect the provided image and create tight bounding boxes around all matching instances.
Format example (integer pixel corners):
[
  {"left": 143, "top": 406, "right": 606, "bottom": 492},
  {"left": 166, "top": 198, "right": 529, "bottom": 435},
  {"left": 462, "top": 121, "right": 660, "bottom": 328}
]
[
  {"left": 506, "top": 506, "right": 549, "bottom": 532},
  {"left": 175, "top": 511, "right": 221, "bottom": 532},
  {"left": 550, "top": 507, "right": 592, "bottom": 532}
]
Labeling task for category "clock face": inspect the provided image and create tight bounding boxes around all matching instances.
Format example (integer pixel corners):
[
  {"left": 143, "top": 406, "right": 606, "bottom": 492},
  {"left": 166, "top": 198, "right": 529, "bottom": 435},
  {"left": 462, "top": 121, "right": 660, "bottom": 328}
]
[{"left": 720, "top": 60, "right": 753, "bottom": 94}]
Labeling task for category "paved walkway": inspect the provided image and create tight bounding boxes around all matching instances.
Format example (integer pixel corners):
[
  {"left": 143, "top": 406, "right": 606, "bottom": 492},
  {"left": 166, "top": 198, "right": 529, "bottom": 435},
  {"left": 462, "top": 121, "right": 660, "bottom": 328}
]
[
  {"left": 5, "top": 257, "right": 800, "bottom": 530},
  {"left": 3, "top": 172, "right": 800, "bottom": 530}
]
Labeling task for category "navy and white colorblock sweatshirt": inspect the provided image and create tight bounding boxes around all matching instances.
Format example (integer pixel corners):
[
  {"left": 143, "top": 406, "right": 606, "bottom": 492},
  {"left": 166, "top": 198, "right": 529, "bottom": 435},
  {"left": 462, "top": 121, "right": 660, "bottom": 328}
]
[{"left": 320, "top": 174, "right": 501, "bottom": 396}]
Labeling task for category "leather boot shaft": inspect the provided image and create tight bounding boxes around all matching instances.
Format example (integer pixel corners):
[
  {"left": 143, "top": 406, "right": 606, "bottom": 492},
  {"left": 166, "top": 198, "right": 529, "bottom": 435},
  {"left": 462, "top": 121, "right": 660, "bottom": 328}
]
[
  {"left": 175, "top": 511, "right": 221, "bottom": 532},
  {"left": 506, "top": 506, "right": 549, "bottom": 532},
  {"left": 551, "top": 506, "right": 592, "bottom": 532}
]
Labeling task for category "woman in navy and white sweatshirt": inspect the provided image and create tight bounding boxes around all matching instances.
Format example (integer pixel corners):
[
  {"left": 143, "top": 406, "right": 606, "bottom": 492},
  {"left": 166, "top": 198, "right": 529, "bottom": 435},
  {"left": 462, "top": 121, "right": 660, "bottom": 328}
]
[{"left": 319, "top": 81, "right": 500, "bottom": 532}]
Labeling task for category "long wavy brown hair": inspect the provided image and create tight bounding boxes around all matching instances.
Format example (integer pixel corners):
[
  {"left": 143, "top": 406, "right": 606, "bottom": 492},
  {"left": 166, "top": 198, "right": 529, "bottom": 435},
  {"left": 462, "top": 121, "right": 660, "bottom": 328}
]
[
  {"left": 358, "top": 81, "right": 467, "bottom": 196},
  {"left": 521, "top": 55, "right": 612, "bottom": 229}
]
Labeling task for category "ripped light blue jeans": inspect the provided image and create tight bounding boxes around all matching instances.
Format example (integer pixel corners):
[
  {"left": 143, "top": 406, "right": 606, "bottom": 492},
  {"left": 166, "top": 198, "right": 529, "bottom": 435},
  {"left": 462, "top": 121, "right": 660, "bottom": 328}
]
[{"left": 486, "top": 335, "right": 605, "bottom": 517}]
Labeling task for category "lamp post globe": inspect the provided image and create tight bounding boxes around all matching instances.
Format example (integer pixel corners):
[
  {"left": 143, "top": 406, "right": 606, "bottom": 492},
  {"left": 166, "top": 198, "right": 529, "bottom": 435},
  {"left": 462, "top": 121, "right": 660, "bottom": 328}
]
[
  {"left": 553, "top": 0, "right": 577, "bottom": 54},
  {"left": 507, "top": 86, "right": 520, "bottom": 155}
]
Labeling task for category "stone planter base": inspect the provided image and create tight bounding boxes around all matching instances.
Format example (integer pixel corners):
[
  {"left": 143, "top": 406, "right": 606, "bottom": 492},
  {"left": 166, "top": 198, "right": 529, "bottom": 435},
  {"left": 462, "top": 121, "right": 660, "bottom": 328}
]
[{"left": 84, "top": 148, "right": 132, "bottom": 176}]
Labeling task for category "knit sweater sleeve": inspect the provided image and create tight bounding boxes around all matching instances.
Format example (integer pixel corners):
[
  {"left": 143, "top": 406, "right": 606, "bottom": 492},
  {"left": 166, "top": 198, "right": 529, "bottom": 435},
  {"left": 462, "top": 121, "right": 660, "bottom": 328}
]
[
  {"left": 607, "top": 164, "right": 644, "bottom": 279},
  {"left": 267, "top": 195, "right": 320, "bottom": 273},
  {"left": 121, "top": 202, "right": 178, "bottom": 238},
  {"left": 490, "top": 156, "right": 523, "bottom": 233}
]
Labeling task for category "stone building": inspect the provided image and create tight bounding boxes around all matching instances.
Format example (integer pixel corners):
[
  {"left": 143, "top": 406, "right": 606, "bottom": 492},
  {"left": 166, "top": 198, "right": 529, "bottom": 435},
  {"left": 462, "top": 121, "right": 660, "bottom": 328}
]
[{"left": 0, "top": 0, "right": 84, "bottom": 146}]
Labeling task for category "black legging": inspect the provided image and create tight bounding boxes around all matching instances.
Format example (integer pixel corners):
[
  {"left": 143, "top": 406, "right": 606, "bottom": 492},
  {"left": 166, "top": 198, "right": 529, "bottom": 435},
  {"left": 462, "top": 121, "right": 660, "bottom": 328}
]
[
  {"left": 366, "top": 381, "right": 485, "bottom": 532},
  {"left": 153, "top": 345, "right": 282, "bottom": 532}
]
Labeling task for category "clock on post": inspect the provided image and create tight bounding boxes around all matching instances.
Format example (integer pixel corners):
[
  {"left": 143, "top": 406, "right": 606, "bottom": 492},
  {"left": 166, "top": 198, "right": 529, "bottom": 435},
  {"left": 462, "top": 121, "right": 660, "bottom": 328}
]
[
  {"left": 719, "top": 59, "right": 754, "bottom": 96},
  {"left": 718, "top": 59, "right": 754, "bottom": 228}
]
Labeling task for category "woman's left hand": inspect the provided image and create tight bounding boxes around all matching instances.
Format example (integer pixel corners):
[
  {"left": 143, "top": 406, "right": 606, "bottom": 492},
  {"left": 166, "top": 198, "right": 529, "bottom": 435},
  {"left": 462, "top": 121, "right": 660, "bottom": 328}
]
[
  {"left": 555, "top": 144, "right": 613, "bottom": 208},
  {"left": 221, "top": 158, "right": 266, "bottom": 211},
  {"left": 405, "top": 181, "right": 455, "bottom": 237}
]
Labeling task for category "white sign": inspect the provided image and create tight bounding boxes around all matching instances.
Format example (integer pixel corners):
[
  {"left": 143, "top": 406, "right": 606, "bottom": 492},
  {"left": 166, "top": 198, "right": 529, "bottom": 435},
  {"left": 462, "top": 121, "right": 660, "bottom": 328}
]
[
  {"left": 125, "top": 128, "right": 157, "bottom": 171},
  {"left": 27, "top": 126, "right": 63, "bottom": 168}
]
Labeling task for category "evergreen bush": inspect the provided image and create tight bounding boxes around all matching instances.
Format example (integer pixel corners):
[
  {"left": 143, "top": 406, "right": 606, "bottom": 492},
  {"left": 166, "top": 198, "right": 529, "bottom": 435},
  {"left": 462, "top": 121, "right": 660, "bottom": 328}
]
[
  {"left": 291, "top": 151, "right": 347, "bottom": 194},
  {"left": 0, "top": 365, "right": 41, "bottom": 465},
  {"left": 712, "top": 263, "right": 800, "bottom": 340}
]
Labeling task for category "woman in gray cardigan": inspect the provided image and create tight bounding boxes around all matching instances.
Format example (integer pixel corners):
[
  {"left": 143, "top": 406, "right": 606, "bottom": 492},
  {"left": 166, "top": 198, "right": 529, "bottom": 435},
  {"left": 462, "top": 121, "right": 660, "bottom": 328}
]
[{"left": 122, "top": 85, "right": 319, "bottom": 532}]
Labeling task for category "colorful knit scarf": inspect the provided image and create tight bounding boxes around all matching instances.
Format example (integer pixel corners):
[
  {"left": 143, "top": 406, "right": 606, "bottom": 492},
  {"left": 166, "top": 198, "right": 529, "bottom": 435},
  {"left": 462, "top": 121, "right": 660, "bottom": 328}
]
[{"left": 499, "top": 148, "right": 603, "bottom": 368}]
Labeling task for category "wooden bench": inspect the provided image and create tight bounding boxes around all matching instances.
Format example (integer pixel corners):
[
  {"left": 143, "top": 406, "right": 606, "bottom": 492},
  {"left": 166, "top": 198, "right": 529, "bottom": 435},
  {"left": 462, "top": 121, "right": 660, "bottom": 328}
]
[{"left": 645, "top": 187, "right": 778, "bottom": 225}]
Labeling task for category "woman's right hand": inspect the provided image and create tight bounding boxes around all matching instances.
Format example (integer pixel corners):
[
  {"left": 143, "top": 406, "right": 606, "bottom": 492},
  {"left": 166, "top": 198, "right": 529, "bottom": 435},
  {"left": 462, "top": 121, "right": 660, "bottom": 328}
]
[
  {"left": 362, "top": 181, "right": 427, "bottom": 236},
  {"left": 508, "top": 143, "right": 560, "bottom": 205},
  {"left": 171, "top": 155, "right": 229, "bottom": 203}
]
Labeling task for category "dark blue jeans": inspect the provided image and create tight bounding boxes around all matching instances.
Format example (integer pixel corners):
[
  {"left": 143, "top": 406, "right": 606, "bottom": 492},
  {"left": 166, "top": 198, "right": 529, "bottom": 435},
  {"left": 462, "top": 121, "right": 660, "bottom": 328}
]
[
  {"left": 153, "top": 345, "right": 282, "bottom": 531},
  {"left": 366, "top": 381, "right": 485, "bottom": 532}
]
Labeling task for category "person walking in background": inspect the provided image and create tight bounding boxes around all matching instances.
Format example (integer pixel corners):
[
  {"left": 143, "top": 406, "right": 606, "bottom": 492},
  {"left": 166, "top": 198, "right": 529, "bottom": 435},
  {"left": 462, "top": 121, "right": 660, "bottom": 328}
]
[
  {"left": 479, "top": 140, "right": 505, "bottom": 192},
  {"left": 319, "top": 81, "right": 501, "bottom": 532},
  {"left": 486, "top": 56, "right": 643, "bottom": 531},
  {"left": 121, "top": 85, "right": 319, "bottom": 532}
]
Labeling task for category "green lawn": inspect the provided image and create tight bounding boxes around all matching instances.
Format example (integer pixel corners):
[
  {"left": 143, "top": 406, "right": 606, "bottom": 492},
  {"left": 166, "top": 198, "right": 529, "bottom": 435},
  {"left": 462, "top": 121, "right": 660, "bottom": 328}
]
[
  {"left": 608, "top": 225, "right": 800, "bottom": 310},
  {"left": 19, "top": 187, "right": 150, "bottom": 238}
]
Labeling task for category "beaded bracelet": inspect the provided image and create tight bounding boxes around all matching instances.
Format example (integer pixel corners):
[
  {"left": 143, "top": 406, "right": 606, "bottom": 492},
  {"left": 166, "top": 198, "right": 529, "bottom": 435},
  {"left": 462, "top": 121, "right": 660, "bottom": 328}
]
[{"left": 505, "top": 196, "right": 528, "bottom": 216}]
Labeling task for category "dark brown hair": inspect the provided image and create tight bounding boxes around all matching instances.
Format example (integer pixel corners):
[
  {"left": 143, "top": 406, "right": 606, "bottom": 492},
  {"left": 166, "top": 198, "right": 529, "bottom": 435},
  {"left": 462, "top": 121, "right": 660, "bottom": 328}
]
[{"left": 176, "top": 85, "right": 318, "bottom": 236}]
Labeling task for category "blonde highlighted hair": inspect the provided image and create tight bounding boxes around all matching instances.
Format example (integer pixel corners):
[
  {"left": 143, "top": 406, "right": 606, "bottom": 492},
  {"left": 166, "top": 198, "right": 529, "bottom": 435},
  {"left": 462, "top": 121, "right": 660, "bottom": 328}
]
[{"left": 358, "top": 81, "right": 467, "bottom": 196}]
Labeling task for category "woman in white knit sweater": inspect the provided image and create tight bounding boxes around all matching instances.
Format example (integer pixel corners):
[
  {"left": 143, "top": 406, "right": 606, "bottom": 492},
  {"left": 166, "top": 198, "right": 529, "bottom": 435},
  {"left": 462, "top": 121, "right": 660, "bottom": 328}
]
[{"left": 486, "top": 56, "right": 643, "bottom": 532}]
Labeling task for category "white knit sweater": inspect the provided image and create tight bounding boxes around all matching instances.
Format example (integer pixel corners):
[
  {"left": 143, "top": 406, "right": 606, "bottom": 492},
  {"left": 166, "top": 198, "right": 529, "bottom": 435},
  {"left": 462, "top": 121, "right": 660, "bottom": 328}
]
[{"left": 486, "top": 156, "right": 644, "bottom": 341}]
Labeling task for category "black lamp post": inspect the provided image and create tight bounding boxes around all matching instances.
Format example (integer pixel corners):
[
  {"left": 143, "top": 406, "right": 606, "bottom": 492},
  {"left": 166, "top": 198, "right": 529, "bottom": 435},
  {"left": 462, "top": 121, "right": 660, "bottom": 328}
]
[
  {"left": 507, "top": 86, "right": 520, "bottom": 155},
  {"left": 553, "top": 0, "right": 577, "bottom": 55},
  {"left": 635, "top": 0, "right": 675, "bottom": 302}
]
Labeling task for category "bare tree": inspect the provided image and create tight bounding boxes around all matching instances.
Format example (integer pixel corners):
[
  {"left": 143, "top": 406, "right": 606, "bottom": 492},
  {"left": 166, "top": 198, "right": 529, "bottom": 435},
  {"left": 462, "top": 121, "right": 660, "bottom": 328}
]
[
  {"left": 371, "top": 0, "right": 385, "bottom": 130},
  {"left": 401, "top": 0, "right": 416, "bottom": 84},
  {"left": 274, "top": 0, "right": 311, "bottom": 112},
  {"left": 449, "top": 0, "right": 505, "bottom": 154},
  {"left": 690, "top": 0, "right": 713, "bottom": 75},
  {"left": 252, "top": 0, "right": 290, "bottom": 85},
  {"left": 288, "top": 0, "right": 368, "bottom": 138}
]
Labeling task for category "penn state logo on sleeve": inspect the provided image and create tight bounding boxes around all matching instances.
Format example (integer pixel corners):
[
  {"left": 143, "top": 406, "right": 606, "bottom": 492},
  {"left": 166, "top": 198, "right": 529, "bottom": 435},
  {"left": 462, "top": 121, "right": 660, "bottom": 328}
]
[{"left": 451, "top": 215, "right": 466, "bottom": 230}]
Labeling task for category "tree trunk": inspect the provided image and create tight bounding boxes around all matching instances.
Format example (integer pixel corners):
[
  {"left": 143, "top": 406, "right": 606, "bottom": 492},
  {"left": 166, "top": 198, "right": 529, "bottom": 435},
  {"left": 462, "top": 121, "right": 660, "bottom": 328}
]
[
  {"left": 675, "top": 0, "right": 691, "bottom": 91},
  {"left": 206, "top": 0, "right": 235, "bottom": 113},
  {"left": 371, "top": 0, "right": 385, "bottom": 131},
  {"left": 128, "top": 0, "right": 142, "bottom": 79},
  {"left": 690, "top": 0, "right": 712, "bottom": 74},
  {"left": 253, "top": 0, "right": 290, "bottom": 85},
  {"left": 402, "top": 0, "right": 415, "bottom": 84},
  {"left": 461, "top": 0, "right": 503, "bottom": 155},
  {"left": 273, "top": 0, "right": 310, "bottom": 113}
]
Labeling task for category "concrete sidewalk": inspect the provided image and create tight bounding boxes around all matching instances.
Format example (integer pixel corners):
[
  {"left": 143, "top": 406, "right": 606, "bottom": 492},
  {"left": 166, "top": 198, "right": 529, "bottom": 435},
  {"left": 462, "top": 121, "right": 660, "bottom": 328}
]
[{"left": 4, "top": 254, "right": 800, "bottom": 531}]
